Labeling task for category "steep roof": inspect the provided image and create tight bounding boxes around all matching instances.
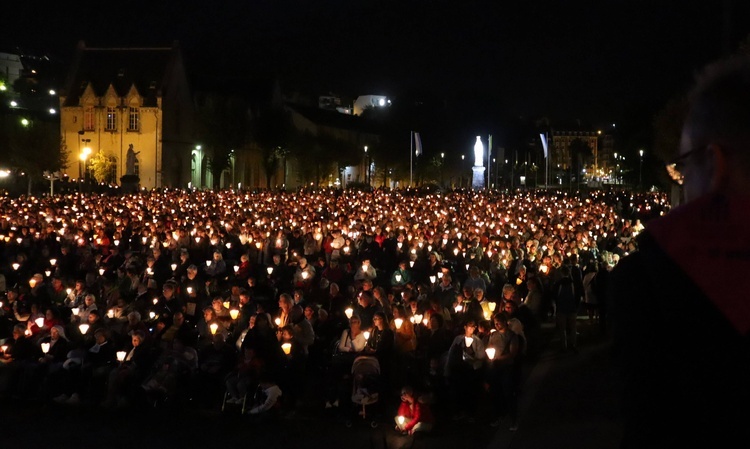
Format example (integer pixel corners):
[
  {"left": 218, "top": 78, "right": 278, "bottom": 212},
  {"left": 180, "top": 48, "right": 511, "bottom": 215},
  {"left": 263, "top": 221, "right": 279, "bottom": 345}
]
[
  {"left": 286, "top": 102, "right": 382, "bottom": 134},
  {"left": 61, "top": 41, "right": 179, "bottom": 107}
]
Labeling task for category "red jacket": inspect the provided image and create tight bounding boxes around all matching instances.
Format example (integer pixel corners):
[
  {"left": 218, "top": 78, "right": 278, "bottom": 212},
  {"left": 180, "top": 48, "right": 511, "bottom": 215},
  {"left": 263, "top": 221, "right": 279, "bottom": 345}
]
[{"left": 397, "top": 400, "right": 433, "bottom": 431}]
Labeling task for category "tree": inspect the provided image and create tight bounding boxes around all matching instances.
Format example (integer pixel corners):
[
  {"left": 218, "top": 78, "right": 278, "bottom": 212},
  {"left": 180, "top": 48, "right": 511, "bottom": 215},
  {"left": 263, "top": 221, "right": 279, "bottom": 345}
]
[
  {"left": 194, "top": 93, "right": 252, "bottom": 189},
  {"left": 0, "top": 115, "right": 67, "bottom": 195},
  {"left": 88, "top": 151, "right": 117, "bottom": 184},
  {"left": 569, "top": 138, "right": 593, "bottom": 188},
  {"left": 253, "top": 107, "right": 294, "bottom": 189}
]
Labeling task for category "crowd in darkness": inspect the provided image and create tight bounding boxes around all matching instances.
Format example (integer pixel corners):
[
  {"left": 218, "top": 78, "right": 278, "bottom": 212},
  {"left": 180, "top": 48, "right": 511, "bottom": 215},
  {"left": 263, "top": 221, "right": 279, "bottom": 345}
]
[{"left": 0, "top": 187, "right": 668, "bottom": 428}]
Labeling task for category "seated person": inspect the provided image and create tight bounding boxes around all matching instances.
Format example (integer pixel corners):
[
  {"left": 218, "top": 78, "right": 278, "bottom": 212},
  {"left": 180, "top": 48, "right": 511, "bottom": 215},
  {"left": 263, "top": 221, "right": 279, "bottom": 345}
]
[
  {"left": 247, "top": 372, "right": 283, "bottom": 418},
  {"left": 395, "top": 385, "right": 434, "bottom": 435}
]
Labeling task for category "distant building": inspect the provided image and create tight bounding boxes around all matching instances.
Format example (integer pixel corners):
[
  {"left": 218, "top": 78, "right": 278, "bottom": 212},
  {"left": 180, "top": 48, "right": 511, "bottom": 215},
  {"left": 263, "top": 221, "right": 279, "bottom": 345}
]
[
  {"left": 0, "top": 51, "right": 24, "bottom": 87},
  {"left": 59, "top": 41, "right": 195, "bottom": 189},
  {"left": 352, "top": 94, "right": 390, "bottom": 116},
  {"left": 287, "top": 103, "right": 381, "bottom": 187},
  {"left": 550, "top": 129, "right": 599, "bottom": 173}
]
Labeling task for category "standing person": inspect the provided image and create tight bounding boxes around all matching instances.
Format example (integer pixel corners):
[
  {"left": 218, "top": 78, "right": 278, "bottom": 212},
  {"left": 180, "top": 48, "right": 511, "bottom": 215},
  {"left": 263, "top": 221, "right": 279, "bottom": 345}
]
[
  {"left": 610, "top": 56, "right": 750, "bottom": 448},
  {"left": 445, "top": 319, "right": 485, "bottom": 422},
  {"left": 552, "top": 266, "right": 579, "bottom": 352}
]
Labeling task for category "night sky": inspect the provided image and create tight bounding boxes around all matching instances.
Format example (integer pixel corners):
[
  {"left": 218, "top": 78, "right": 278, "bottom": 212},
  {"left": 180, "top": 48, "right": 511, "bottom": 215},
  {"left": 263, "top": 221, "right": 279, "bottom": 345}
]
[{"left": 5, "top": 0, "right": 750, "bottom": 135}]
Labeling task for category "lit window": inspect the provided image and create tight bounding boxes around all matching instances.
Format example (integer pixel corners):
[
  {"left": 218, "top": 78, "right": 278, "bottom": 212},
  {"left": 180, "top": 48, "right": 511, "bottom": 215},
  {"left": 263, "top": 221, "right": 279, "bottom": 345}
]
[{"left": 106, "top": 107, "right": 117, "bottom": 131}]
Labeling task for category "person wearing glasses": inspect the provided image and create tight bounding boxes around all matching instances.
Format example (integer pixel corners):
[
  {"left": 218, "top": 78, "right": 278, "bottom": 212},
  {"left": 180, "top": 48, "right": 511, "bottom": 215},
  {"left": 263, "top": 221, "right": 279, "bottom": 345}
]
[{"left": 610, "top": 56, "right": 750, "bottom": 448}]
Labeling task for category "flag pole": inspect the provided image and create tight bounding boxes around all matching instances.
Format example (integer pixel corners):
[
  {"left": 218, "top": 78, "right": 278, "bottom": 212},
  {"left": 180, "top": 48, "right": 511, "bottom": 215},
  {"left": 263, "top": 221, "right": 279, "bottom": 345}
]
[{"left": 410, "top": 131, "right": 413, "bottom": 187}]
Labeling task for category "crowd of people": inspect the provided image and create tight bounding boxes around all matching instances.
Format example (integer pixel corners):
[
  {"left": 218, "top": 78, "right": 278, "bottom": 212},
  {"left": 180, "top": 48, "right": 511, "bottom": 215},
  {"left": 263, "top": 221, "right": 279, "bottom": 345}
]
[{"left": 0, "top": 187, "right": 668, "bottom": 430}]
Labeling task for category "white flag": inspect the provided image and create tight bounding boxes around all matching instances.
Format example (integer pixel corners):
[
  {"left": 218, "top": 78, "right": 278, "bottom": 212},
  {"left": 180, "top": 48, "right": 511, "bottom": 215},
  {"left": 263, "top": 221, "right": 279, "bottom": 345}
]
[
  {"left": 414, "top": 132, "right": 422, "bottom": 156},
  {"left": 540, "top": 133, "right": 549, "bottom": 159}
]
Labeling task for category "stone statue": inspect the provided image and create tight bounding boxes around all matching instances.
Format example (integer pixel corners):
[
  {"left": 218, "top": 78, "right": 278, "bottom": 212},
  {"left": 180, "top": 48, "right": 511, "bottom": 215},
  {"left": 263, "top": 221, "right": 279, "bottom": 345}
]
[
  {"left": 126, "top": 144, "right": 140, "bottom": 176},
  {"left": 473, "top": 136, "right": 484, "bottom": 167}
]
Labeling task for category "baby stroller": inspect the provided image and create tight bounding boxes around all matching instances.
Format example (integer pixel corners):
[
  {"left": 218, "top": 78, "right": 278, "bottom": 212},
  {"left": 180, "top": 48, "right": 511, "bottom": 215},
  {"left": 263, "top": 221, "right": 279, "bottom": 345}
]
[{"left": 347, "top": 355, "right": 381, "bottom": 428}]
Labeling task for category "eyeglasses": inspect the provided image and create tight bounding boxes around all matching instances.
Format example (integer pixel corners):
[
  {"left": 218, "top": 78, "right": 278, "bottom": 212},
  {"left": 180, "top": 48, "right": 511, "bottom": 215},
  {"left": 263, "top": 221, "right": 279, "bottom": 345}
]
[{"left": 665, "top": 147, "right": 702, "bottom": 185}]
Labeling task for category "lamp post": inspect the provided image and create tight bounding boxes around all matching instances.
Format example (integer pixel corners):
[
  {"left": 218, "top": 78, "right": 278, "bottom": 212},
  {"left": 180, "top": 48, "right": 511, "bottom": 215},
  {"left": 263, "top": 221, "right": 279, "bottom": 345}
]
[
  {"left": 639, "top": 149, "right": 644, "bottom": 190},
  {"left": 613, "top": 152, "right": 618, "bottom": 185},
  {"left": 461, "top": 154, "right": 465, "bottom": 188},
  {"left": 440, "top": 152, "right": 445, "bottom": 188},
  {"left": 79, "top": 140, "right": 91, "bottom": 193},
  {"left": 364, "top": 145, "right": 370, "bottom": 185}
]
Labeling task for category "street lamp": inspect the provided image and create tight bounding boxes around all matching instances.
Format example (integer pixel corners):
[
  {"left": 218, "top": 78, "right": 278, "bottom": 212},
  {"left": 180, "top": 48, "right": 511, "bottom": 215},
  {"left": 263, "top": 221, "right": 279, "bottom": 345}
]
[
  {"left": 79, "top": 140, "right": 91, "bottom": 193},
  {"left": 639, "top": 149, "right": 644, "bottom": 190},
  {"left": 440, "top": 152, "right": 445, "bottom": 187}
]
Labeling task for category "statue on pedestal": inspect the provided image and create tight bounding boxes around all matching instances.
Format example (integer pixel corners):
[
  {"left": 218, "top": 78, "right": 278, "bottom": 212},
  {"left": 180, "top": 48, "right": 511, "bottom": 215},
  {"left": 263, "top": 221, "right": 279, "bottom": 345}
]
[
  {"left": 474, "top": 136, "right": 484, "bottom": 167},
  {"left": 126, "top": 144, "right": 140, "bottom": 176}
]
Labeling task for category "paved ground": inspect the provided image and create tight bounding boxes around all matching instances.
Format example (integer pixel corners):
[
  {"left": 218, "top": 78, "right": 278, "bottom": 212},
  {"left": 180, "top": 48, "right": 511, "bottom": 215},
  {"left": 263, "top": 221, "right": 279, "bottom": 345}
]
[{"left": 0, "top": 318, "right": 623, "bottom": 449}]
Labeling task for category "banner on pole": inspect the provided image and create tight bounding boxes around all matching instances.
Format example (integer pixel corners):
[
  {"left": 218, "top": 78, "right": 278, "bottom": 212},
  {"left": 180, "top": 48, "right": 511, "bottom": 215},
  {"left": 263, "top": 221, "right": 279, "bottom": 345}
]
[
  {"left": 540, "top": 133, "right": 549, "bottom": 159},
  {"left": 414, "top": 132, "right": 422, "bottom": 156}
]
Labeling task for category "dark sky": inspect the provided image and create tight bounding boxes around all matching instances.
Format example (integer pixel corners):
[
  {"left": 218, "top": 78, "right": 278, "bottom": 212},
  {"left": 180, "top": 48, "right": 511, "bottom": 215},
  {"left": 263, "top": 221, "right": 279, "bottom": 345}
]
[{"left": 5, "top": 0, "right": 750, "bottom": 133}]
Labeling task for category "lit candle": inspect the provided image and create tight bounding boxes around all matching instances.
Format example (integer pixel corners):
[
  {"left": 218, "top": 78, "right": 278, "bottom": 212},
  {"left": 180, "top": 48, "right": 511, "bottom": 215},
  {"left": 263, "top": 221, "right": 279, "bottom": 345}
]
[
  {"left": 230, "top": 309, "right": 240, "bottom": 320},
  {"left": 45, "top": 270, "right": 52, "bottom": 277},
  {"left": 49, "top": 258, "right": 57, "bottom": 266},
  {"left": 267, "top": 267, "right": 274, "bottom": 275},
  {"left": 187, "top": 287, "right": 193, "bottom": 294},
  {"left": 223, "top": 301, "right": 230, "bottom": 310},
  {"left": 35, "top": 317, "right": 45, "bottom": 328},
  {"left": 79, "top": 323, "right": 90, "bottom": 334},
  {"left": 413, "top": 314, "right": 422, "bottom": 325},
  {"left": 489, "top": 302, "right": 497, "bottom": 312},
  {"left": 116, "top": 351, "right": 127, "bottom": 362},
  {"left": 395, "top": 274, "right": 402, "bottom": 282},
  {"left": 363, "top": 331, "right": 370, "bottom": 341},
  {"left": 282, "top": 342, "right": 292, "bottom": 355},
  {"left": 485, "top": 347, "right": 496, "bottom": 360},
  {"left": 455, "top": 304, "right": 463, "bottom": 313},
  {"left": 516, "top": 278, "right": 522, "bottom": 285},
  {"left": 149, "top": 311, "right": 156, "bottom": 320},
  {"left": 275, "top": 317, "right": 281, "bottom": 326},
  {"left": 345, "top": 308, "right": 354, "bottom": 319},
  {"left": 99, "top": 268, "right": 105, "bottom": 276},
  {"left": 206, "top": 260, "right": 211, "bottom": 267},
  {"left": 108, "top": 309, "right": 115, "bottom": 319},
  {"left": 210, "top": 323, "right": 219, "bottom": 335},
  {"left": 397, "top": 415, "right": 406, "bottom": 426},
  {"left": 233, "top": 265, "right": 240, "bottom": 273},
  {"left": 301, "top": 271, "right": 309, "bottom": 280},
  {"left": 0, "top": 345, "right": 7, "bottom": 354},
  {"left": 409, "top": 261, "right": 415, "bottom": 268},
  {"left": 71, "top": 307, "right": 80, "bottom": 316},
  {"left": 429, "top": 275, "right": 436, "bottom": 284},
  {"left": 41, "top": 342, "right": 50, "bottom": 354},
  {"left": 394, "top": 318, "right": 403, "bottom": 330},
  {"left": 171, "top": 263, "right": 177, "bottom": 271}
]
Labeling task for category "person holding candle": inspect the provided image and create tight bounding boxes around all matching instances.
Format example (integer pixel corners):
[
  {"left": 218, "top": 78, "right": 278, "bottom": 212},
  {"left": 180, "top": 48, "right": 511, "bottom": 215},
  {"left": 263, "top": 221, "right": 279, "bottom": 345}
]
[
  {"left": 395, "top": 385, "right": 434, "bottom": 435},
  {"left": 445, "top": 319, "right": 485, "bottom": 422},
  {"left": 485, "top": 312, "right": 519, "bottom": 429},
  {"left": 102, "top": 330, "right": 156, "bottom": 408},
  {"left": 0, "top": 324, "right": 40, "bottom": 398},
  {"left": 390, "top": 259, "right": 412, "bottom": 292},
  {"left": 391, "top": 305, "right": 417, "bottom": 355}
]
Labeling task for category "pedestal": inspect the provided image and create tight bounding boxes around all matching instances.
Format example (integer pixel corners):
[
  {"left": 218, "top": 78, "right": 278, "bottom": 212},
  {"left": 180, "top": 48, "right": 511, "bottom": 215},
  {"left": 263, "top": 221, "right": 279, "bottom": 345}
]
[
  {"left": 472, "top": 166, "right": 485, "bottom": 190},
  {"left": 120, "top": 175, "right": 140, "bottom": 194}
]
